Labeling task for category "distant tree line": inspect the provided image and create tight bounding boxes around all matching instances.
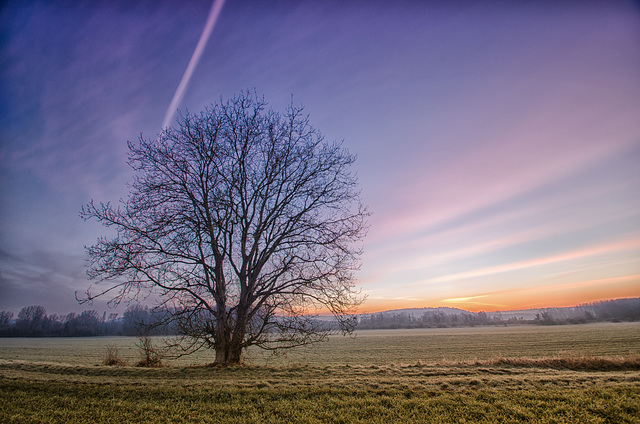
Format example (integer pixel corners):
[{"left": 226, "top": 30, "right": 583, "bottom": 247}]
[
  {"left": 356, "top": 298, "right": 640, "bottom": 330},
  {"left": 357, "top": 310, "right": 499, "bottom": 329},
  {"left": 1, "top": 298, "right": 638, "bottom": 336},
  {"left": 0, "top": 304, "right": 174, "bottom": 337}
]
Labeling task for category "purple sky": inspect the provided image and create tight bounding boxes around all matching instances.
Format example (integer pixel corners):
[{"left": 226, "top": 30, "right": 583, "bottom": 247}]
[{"left": 1, "top": 0, "right": 639, "bottom": 315}]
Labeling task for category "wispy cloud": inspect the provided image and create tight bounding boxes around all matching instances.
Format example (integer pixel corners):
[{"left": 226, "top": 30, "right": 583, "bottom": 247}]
[
  {"left": 360, "top": 165, "right": 640, "bottom": 288},
  {"left": 2, "top": 2, "right": 219, "bottom": 201},
  {"left": 441, "top": 295, "right": 487, "bottom": 303},
  {"left": 162, "top": 0, "right": 226, "bottom": 129},
  {"left": 428, "top": 236, "right": 640, "bottom": 284},
  {"left": 369, "top": 133, "right": 639, "bottom": 246},
  {"left": 0, "top": 246, "right": 89, "bottom": 314}
]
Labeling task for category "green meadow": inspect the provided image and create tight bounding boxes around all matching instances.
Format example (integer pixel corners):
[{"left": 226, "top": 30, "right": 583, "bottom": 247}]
[{"left": 1, "top": 323, "right": 639, "bottom": 423}]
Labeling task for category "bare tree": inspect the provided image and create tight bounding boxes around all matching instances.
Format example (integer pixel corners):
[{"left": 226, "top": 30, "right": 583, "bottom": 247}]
[{"left": 81, "top": 91, "right": 368, "bottom": 365}]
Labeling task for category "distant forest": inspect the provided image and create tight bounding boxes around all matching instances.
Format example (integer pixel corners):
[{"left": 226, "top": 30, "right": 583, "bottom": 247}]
[
  {"left": 0, "top": 298, "right": 638, "bottom": 337},
  {"left": 0, "top": 304, "right": 172, "bottom": 338},
  {"left": 356, "top": 298, "right": 640, "bottom": 330}
]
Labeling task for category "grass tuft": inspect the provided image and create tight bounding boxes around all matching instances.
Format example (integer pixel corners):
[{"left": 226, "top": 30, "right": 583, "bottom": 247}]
[
  {"left": 134, "top": 337, "right": 164, "bottom": 368},
  {"left": 480, "top": 354, "right": 640, "bottom": 371},
  {"left": 103, "top": 344, "right": 127, "bottom": 367}
]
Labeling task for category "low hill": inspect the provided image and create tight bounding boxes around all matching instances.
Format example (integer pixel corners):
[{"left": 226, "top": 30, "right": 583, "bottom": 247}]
[
  {"left": 371, "top": 307, "right": 470, "bottom": 318},
  {"left": 356, "top": 298, "right": 640, "bottom": 329}
]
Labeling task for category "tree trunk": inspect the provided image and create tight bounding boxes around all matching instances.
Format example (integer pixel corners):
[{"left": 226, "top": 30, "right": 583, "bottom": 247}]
[
  {"left": 214, "top": 345, "right": 229, "bottom": 365},
  {"left": 228, "top": 344, "right": 243, "bottom": 364},
  {"left": 213, "top": 319, "right": 244, "bottom": 365},
  {"left": 214, "top": 341, "right": 243, "bottom": 365}
]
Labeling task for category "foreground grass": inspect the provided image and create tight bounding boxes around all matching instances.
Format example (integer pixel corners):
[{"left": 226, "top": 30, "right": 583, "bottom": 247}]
[
  {"left": 2, "top": 324, "right": 639, "bottom": 422},
  {"left": 1, "top": 358, "right": 639, "bottom": 423},
  {"left": 2, "top": 379, "right": 639, "bottom": 424},
  {"left": 2, "top": 378, "right": 639, "bottom": 423}
]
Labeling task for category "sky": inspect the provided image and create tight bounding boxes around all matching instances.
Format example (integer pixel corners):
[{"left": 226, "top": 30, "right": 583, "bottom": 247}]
[{"left": 1, "top": 0, "right": 639, "bottom": 316}]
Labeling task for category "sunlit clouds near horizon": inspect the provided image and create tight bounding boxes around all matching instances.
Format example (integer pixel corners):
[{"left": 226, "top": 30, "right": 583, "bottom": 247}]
[{"left": 1, "top": 0, "right": 639, "bottom": 315}]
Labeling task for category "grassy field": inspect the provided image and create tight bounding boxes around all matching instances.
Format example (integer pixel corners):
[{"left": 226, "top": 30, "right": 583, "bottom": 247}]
[
  {"left": 1, "top": 322, "right": 639, "bottom": 423},
  {"left": 2, "top": 322, "right": 639, "bottom": 367}
]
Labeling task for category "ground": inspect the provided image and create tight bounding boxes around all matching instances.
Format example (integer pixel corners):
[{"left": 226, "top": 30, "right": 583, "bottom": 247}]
[{"left": 1, "top": 323, "right": 639, "bottom": 423}]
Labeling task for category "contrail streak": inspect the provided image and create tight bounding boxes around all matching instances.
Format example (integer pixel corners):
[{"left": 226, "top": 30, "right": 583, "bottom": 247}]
[{"left": 162, "top": 0, "right": 226, "bottom": 130}]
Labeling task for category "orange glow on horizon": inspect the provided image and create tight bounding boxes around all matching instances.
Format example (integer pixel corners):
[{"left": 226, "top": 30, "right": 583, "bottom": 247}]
[{"left": 360, "top": 274, "right": 640, "bottom": 314}]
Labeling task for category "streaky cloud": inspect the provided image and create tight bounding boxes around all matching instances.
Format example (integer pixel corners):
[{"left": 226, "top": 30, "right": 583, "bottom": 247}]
[
  {"left": 429, "top": 235, "right": 640, "bottom": 284},
  {"left": 161, "top": 0, "right": 226, "bottom": 130}
]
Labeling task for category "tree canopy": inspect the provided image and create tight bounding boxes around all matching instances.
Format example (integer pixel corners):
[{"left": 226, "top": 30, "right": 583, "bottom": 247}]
[{"left": 81, "top": 91, "right": 368, "bottom": 365}]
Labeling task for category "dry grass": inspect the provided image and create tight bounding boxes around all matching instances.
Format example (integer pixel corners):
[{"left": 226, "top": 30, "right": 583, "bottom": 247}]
[
  {"left": 134, "top": 337, "right": 163, "bottom": 368},
  {"left": 2, "top": 378, "right": 638, "bottom": 424},
  {"left": 2, "top": 322, "right": 638, "bottom": 367},
  {"left": 2, "top": 353, "right": 639, "bottom": 390},
  {"left": 1, "top": 357, "right": 639, "bottom": 423},
  {"left": 102, "top": 344, "right": 127, "bottom": 366},
  {"left": 476, "top": 354, "right": 640, "bottom": 371},
  {"left": 1, "top": 323, "right": 639, "bottom": 423}
]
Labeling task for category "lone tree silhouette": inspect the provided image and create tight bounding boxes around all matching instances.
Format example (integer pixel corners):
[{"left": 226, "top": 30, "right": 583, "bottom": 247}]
[{"left": 81, "top": 91, "right": 368, "bottom": 365}]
